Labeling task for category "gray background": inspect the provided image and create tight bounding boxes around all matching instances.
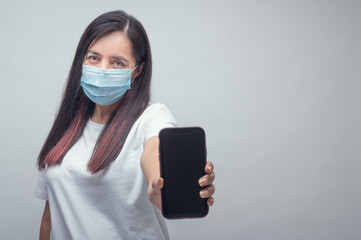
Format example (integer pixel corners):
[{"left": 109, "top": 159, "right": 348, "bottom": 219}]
[{"left": 0, "top": 0, "right": 360, "bottom": 239}]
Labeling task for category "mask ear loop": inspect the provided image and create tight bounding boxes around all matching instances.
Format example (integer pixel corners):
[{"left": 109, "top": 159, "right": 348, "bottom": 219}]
[{"left": 130, "top": 65, "right": 139, "bottom": 84}]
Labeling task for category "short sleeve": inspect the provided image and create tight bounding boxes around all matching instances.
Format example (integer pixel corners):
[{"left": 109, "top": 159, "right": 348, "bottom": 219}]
[
  {"left": 33, "top": 169, "right": 49, "bottom": 200},
  {"left": 142, "top": 103, "right": 177, "bottom": 144}
]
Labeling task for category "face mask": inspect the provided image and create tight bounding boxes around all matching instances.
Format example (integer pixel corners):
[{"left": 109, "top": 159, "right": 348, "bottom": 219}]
[{"left": 80, "top": 64, "right": 138, "bottom": 106}]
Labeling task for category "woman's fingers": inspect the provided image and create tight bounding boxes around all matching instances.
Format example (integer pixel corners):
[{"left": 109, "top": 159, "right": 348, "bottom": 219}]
[
  {"left": 199, "top": 184, "right": 215, "bottom": 199},
  {"left": 199, "top": 160, "right": 215, "bottom": 187},
  {"left": 205, "top": 160, "right": 214, "bottom": 174},
  {"left": 202, "top": 160, "right": 216, "bottom": 206},
  {"left": 207, "top": 197, "right": 214, "bottom": 206},
  {"left": 199, "top": 171, "right": 215, "bottom": 187},
  {"left": 152, "top": 177, "right": 164, "bottom": 192},
  {"left": 149, "top": 178, "right": 163, "bottom": 210}
]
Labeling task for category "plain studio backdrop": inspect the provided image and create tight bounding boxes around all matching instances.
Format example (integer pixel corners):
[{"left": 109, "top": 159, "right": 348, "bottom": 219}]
[{"left": 0, "top": 0, "right": 360, "bottom": 239}]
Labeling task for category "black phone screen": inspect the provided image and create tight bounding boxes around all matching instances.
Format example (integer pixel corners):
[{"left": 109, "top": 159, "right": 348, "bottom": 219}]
[{"left": 159, "top": 127, "right": 208, "bottom": 219}]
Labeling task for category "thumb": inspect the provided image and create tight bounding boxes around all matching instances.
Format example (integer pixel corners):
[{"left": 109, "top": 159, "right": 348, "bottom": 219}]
[{"left": 152, "top": 178, "right": 164, "bottom": 192}]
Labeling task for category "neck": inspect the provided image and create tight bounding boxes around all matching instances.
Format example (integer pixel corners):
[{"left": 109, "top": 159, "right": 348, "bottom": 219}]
[{"left": 91, "top": 100, "right": 122, "bottom": 124}]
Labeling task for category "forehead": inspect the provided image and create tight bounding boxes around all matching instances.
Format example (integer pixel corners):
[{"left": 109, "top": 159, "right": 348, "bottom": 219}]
[{"left": 88, "top": 31, "right": 134, "bottom": 61}]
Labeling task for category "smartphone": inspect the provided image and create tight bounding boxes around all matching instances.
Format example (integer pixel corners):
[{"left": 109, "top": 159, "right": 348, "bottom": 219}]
[{"left": 158, "top": 127, "right": 208, "bottom": 219}]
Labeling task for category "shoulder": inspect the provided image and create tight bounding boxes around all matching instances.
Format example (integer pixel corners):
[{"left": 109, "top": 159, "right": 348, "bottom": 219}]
[
  {"left": 142, "top": 103, "right": 172, "bottom": 115},
  {"left": 139, "top": 103, "right": 175, "bottom": 122},
  {"left": 129, "top": 103, "right": 176, "bottom": 132},
  {"left": 137, "top": 103, "right": 177, "bottom": 141}
]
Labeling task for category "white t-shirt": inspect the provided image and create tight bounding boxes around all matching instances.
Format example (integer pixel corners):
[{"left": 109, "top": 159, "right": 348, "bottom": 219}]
[{"left": 34, "top": 103, "right": 176, "bottom": 240}]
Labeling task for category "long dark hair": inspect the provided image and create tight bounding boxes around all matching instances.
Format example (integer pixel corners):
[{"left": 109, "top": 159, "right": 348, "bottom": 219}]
[{"left": 37, "top": 10, "right": 152, "bottom": 174}]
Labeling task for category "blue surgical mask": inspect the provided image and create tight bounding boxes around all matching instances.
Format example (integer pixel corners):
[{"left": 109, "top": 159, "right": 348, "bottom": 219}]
[{"left": 80, "top": 64, "right": 138, "bottom": 106}]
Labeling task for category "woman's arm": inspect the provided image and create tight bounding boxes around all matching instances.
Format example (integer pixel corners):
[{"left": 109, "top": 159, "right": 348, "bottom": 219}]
[
  {"left": 39, "top": 201, "right": 51, "bottom": 240},
  {"left": 141, "top": 136, "right": 163, "bottom": 209},
  {"left": 140, "top": 136, "right": 215, "bottom": 210}
]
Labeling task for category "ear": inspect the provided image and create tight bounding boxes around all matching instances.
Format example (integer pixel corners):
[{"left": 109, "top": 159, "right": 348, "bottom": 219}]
[{"left": 134, "top": 62, "right": 144, "bottom": 79}]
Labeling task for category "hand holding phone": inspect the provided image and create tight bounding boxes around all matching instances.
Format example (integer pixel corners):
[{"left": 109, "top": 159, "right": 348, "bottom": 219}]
[{"left": 158, "top": 127, "right": 209, "bottom": 219}]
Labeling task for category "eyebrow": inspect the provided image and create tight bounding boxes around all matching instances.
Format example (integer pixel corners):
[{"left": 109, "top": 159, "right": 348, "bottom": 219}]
[
  {"left": 111, "top": 56, "right": 129, "bottom": 63},
  {"left": 86, "top": 50, "right": 129, "bottom": 63}
]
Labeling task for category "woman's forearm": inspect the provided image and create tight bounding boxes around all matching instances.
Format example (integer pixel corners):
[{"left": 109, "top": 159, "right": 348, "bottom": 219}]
[
  {"left": 140, "top": 136, "right": 163, "bottom": 209},
  {"left": 140, "top": 136, "right": 161, "bottom": 189},
  {"left": 39, "top": 201, "right": 51, "bottom": 240}
]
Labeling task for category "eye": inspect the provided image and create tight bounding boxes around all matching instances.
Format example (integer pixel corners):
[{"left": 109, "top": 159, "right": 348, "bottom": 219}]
[
  {"left": 87, "top": 55, "right": 99, "bottom": 62},
  {"left": 114, "top": 61, "right": 125, "bottom": 67}
]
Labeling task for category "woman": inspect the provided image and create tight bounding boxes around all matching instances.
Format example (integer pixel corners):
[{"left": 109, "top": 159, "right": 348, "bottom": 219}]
[{"left": 34, "top": 10, "right": 215, "bottom": 240}]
